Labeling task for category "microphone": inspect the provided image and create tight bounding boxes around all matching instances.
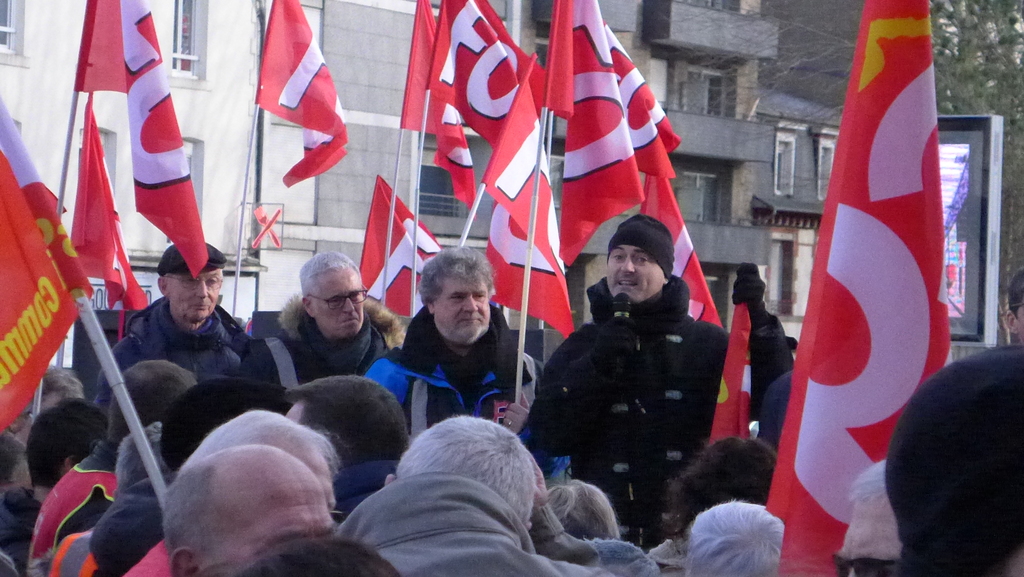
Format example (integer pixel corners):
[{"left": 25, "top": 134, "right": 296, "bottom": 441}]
[{"left": 613, "top": 293, "right": 632, "bottom": 319}]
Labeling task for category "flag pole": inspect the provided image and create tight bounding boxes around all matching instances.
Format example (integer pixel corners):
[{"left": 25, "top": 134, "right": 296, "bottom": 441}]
[
  {"left": 458, "top": 182, "right": 487, "bottom": 246},
  {"left": 55, "top": 92, "right": 82, "bottom": 212},
  {"left": 381, "top": 129, "right": 406, "bottom": 307},
  {"left": 411, "top": 90, "right": 431, "bottom": 315},
  {"left": 231, "top": 103, "right": 261, "bottom": 317},
  {"left": 75, "top": 296, "right": 168, "bottom": 505},
  {"left": 513, "top": 107, "right": 551, "bottom": 402}
]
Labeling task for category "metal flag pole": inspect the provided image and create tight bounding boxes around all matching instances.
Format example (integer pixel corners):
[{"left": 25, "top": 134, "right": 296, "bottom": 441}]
[
  {"left": 231, "top": 103, "right": 261, "bottom": 317},
  {"left": 55, "top": 92, "right": 82, "bottom": 213},
  {"left": 514, "top": 107, "right": 551, "bottom": 402},
  {"left": 411, "top": 90, "right": 431, "bottom": 315},
  {"left": 381, "top": 129, "right": 407, "bottom": 307},
  {"left": 75, "top": 297, "right": 168, "bottom": 505},
  {"left": 458, "top": 183, "right": 487, "bottom": 247}
]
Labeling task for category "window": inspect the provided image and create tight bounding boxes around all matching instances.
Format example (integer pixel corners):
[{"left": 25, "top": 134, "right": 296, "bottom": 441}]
[
  {"left": 817, "top": 138, "right": 835, "bottom": 200},
  {"left": 648, "top": 59, "right": 668, "bottom": 105},
  {"left": 183, "top": 139, "right": 204, "bottom": 211},
  {"left": 549, "top": 155, "right": 565, "bottom": 209},
  {"left": 0, "top": 0, "right": 17, "bottom": 53},
  {"left": 419, "top": 165, "right": 465, "bottom": 217},
  {"left": 99, "top": 129, "right": 117, "bottom": 186},
  {"left": 676, "top": 171, "right": 719, "bottom": 222},
  {"left": 172, "top": 0, "right": 205, "bottom": 77},
  {"left": 681, "top": 68, "right": 724, "bottom": 116},
  {"left": 683, "top": 0, "right": 740, "bottom": 10},
  {"left": 768, "top": 239, "right": 794, "bottom": 316},
  {"left": 774, "top": 133, "right": 795, "bottom": 196}
]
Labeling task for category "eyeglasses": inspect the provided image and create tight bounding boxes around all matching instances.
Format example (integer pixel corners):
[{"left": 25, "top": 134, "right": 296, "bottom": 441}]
[
  {"left": 167, "top": 275, "right": 223, "bottom": 292},
  {"left": 834, "top": 555, "right": 898, "bottom": 577},
  {"left": 308, "top": 289, "right": 368, "bottom": 309}
]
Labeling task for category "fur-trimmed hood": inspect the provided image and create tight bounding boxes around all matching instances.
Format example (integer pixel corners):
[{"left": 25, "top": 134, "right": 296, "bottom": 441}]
[{"left": 277, "top": 295, "right": 406, "bottom": 348}]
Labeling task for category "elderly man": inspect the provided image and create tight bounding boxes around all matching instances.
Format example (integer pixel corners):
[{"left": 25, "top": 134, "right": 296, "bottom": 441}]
[
  {"left": 240, "top": 252, "right": 403, "bottom": 387},
  {"left": 1006, "top": 266, "right": 1024, "bottom": 344},
  {"left": 164, "top": 445, "right": 335, "bottom": 577},
  {"left": 531, "top": 215, "right": 792, "bottom": 546},
  {"left": 834, "top": 461, "right": 900, "bottom": 577},
  {"left": 685, "top": 502, "right": 783, "bottom": 577},
  {"left": 97, "top": 244, "right": 249, "bottom": 405},
  {"left": 338, "top": 416, "right": 610, "bottom": 577},
  {"left": 365, "top": 247, "right": 536, "bottom": 438}
]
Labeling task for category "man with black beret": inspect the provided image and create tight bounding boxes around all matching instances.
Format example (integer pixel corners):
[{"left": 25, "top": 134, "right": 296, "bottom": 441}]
[
  {"left": 96, "top": 244, "right": 250, "bottom": 405},
  {"left": 531, "top": 214, "right": 792, "bottom": 546}
]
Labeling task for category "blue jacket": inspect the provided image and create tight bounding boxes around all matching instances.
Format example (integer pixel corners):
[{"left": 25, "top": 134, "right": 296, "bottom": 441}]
[{"left": 96, "top": 298, "right": 250, "bottom": 405}]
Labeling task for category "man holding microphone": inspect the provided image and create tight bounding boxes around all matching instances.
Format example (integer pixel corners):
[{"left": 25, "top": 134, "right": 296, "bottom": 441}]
[{"left": 530, "top": 215, "right": 792, "bottom": 546}]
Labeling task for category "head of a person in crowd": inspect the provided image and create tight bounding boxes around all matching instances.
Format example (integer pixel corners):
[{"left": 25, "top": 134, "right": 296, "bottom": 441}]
[
  {"left": 115, "top": 422, "right": 170, "bottom": 495},
  {"left": 834, "top": 460, "right": 900, "bottom": 577},
  {"left": 0, "top": 433, "right": 30, "bottom": 492},
  {"left": 300, "top": 252, "right": 369, "bottom": 342},
  {"left": 887, "top": 346, "right": 1024, "bottom": 577},
  {"left": 26, "top": 399, "right": 107, "bottom": 499},
  {"left": 1006, "top": 267, "right": 1024, "bottom": 344},
  {"left": 164, "top": 445, "right": 335, "bottom": 577},
  {"left": 663, "top": 437, "right": 777, "bottom": 540},
  {"left": 229, "top": 536, "right": 400, "bottom": 577},
  {"left": 157, "top": 243, "right": 228, "bottom": 332},
  {"left": 7, "top": 368, "right": 85, "bottom": 445},
  {"left": 395, "top": 416, "right": 537, "bottom": 524},
  {"left": 419, "top": 248, "right": 494, "bottom": 356},
  {"left": 108, "top": 360, "right": 197, "bottom": 446},
  {"left": 606, "top": 214, "right": 674, "bottom": 304},
  {"left": 159, "top": 377, "right": 291, "bottom": 471},
  {"left": 285, "top": 376, "right": 408, "bottom": 466},
  {"left": 547, "top": 480, "right": 620, "bottom": 541},
  {"left": 685, "top": 501, "right": 783, "bottom": 577},
  {"left": 185, "top": 410, "right": 339, "bottom": 510}
]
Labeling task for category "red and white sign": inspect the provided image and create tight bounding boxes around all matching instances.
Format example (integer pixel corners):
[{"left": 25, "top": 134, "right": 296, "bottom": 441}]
[
  {"left": 766, "top": 1, "right": 950, "bottom": 573},
  {"left": 360, "top": 177, "right": 441, "bottom": 316},
  {"left": 257, "top": 0, "right": 348, "bottom": 187}
]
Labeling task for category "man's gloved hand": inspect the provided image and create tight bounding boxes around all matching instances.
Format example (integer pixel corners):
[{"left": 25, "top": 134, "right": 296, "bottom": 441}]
[
  {"left": 733, "top": 263, "right": 767, "bottom": 313},
  {"left": 592, "top": 317, "right": 637, "bottom": 374}
]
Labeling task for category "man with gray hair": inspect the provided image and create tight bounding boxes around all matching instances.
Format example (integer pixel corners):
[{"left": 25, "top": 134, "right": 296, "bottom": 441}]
[
  {"left": 338, "top": 416, "right": 609, "bottom": 577},
  {"left": 240, "top": 251, "right": 404, "bottom": 387},
  {"left": 833, "top": 461, "right": 900, "bottom": 577},
  {"left": 365, "top": 247, "right": 537, "bottom": 440},
  {"left": 685, "top": 501, "right": 784, "bottom": 577}
]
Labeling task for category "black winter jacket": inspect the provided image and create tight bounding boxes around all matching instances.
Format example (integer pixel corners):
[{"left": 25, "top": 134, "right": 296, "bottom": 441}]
[
  {"left": 97, "top": 299, "right": 250, "bottom": 404},
  {"left": 0, "top": 488, "right": 39, "bottom": 575},
  {"left": 531, "top": 277, "right": 792, "bottom": 546}
]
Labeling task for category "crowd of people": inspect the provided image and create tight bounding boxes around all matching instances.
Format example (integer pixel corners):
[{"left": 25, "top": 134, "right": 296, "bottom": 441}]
[{"left": 0, "top": 215, "right": 1021, "bottom": 577}]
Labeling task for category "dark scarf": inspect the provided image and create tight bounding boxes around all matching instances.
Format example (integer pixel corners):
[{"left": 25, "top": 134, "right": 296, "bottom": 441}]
[
  {"left": 399, "top": 305, "right": 522, "bottom": 400},
  {"left": 588, "top": 276, "right": 693, "bottom": 335},
  {"left": 298, "top": 312, "right": 382, "bottom": 375}
]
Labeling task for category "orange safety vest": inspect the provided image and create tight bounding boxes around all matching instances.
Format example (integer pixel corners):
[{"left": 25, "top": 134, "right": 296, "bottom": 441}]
[{"left": 49, "top": 531, "right": 97, "bottom": 577}]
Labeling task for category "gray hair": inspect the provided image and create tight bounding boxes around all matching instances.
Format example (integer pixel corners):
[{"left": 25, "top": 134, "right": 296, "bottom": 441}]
[
  {"left": 418, "top": 247, "right": 494, "bottom": 305},
  {"left": 184, "top": 410, "right": 339, "bottom": 477},
  {"left": 547, "top": 480, "right": 620, "bottom": 540},
  {"left": 396, "top": 416, "right": 535, "bottom": 523},
  {"left": 300, "top": 252, "right": 359, "bottom": 296},
  {"left": 115, "top": 422, "right": 171, "bottom": 493},
  {"left": 41, "top": 368, "right": 84, "bottom": 401},
  {"left": 849, "top": 459, "right": 887, "bottom": 504},
  {"left": 685, "top": 501, "right": 784, "bottom": 577}
]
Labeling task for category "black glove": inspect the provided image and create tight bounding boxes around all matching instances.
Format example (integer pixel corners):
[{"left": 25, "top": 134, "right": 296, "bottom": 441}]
[
  {"left": 733, "top": 263, "right": 766, "bottom": 311},
  {"left": 591, "top": 317, "right": 637, "bottom": 375}
]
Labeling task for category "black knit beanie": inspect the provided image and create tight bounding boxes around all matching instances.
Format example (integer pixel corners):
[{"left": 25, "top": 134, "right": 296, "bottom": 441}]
[
  {"left": 607, "top": 214, "right": 674, "bottom": 278},
  {"left": 886, "top": 346, "right": 1024, "bottom": 577}
]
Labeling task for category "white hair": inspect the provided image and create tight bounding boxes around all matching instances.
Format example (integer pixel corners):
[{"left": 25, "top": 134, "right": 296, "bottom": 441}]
[
  {"left": 396, "top": 416, "right": 535, "bottom": 523},
  {"left": 184, "top": 410, "right": 339, "bottom": 476},
  {"left": 115, "top": 422, "right": 171, "bottom": 494},
  {"left": 849, "top": 459, "right": 887, "bottom": 504},
  {"left": 299, "top": 252, "right": 359, "bottom": 296},
  {"left": 685, "top": 501, "right": 784, "bottom": 577}
]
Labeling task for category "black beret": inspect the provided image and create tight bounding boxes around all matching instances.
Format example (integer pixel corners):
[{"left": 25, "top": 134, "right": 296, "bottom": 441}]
[{"left": 157, "top": 243, "right": 227, "bottom": 276}]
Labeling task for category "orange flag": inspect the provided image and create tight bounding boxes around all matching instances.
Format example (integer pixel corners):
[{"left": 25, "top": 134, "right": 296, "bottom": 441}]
[{"left": 710, "top": 303, "right": 751, "bottom": 440}]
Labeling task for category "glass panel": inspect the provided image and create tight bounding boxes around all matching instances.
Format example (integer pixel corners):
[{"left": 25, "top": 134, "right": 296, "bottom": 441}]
[
  {"left": 775, "top": 139, "right": 794, "bottom": 195},
  {"left": 677, "top": 172, "right": 718, "bottom": 222},
  {"left": 419, "top": 166, "right": 466, "bottom": 217},
  {"left": 818, "top": 145, "right": 834, "bottom": 200},
  {"left": 174, "top": 0, "right": 195, "bottom": 72}
]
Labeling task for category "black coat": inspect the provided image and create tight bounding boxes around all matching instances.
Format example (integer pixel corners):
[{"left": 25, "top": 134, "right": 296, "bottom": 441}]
[
  {"left": 0, "top": 488, "right": 39, "bottom": 575},
  {"left": 531, "top": 276, "right": 792, "bottom": 546}
]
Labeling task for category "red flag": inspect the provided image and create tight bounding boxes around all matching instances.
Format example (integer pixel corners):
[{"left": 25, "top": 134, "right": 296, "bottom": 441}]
[
  {"left": 0, "top": 97, "right": 93, "bottom": 299},
  {"left": 401, "top": 0, "right": 437, "bottom": 131},
  {"left": 72, "top": 95, "right": 147, "bottom": 310},
  {"left": 481, "top": 59, "right": 545, "bottom": 235},
  {"left": 710, "top": 303, "right": 751, "bottom": 440},
  {"left": 360, "top": 177, "right": 442, "bottom": 317},
  {"left": 766, "top": 1, "right": 949, "bottom": 573},
  {"left": 641, "top": 175, "right": 721, "bottom": 325},
  {"left": 558, "top": 0, "right": 643, "bottom": 264},
  {"left": 75, "top": 0, "right": 126, "bottom": 92},
  {"left": 257, "top": 0, "right": 348, "bottom": 187},
  {"left": 73, "top": 0, "right": 210, "bottom": 277},
  {"left": 545, "top": 0, "right": 574, "bottom": 118},
  {"left": 431, "top": 102, "right": 477, "bottom": 206}
]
